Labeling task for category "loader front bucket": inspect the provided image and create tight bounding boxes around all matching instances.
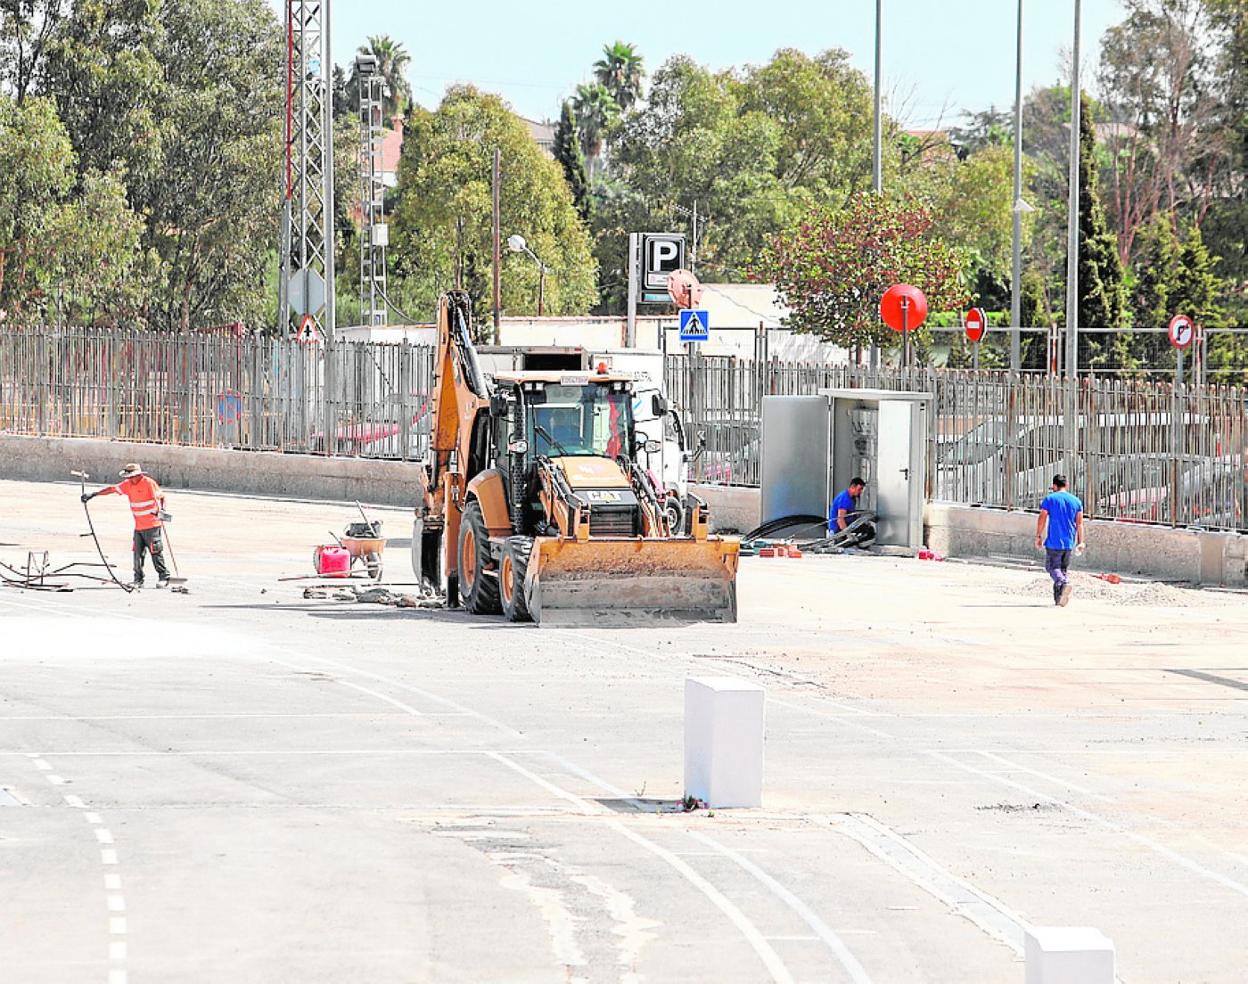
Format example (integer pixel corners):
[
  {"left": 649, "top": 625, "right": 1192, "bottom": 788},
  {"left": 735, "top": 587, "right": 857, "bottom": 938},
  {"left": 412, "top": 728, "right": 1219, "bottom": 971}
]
[{"left": 525, "top": 537, "right": 740, "bottom": 626}]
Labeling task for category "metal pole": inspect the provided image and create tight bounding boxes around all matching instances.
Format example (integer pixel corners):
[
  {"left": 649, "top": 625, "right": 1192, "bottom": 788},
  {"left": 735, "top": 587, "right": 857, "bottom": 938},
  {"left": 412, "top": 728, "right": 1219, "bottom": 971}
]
[
  {"left": 902, "top": 298, "right": 910, "bottom": 370},
  {"left": 537, "top": 263, "right": 545, "bottom": 318},
  {"left": 626, "top": 232, "right": 639, "bottom": 347},
  {"left": 1064, "top": 0, "right": 1081, "bottom": 380},
  {"left": 873, "top": 0, "right": 883, "bottom": 194},
  {"left": 1010, "top": 0, "right": 1024, "bottom": 372},
  {"left": 492, "top": 148, "right": 501, "bottom": 342},
  {"left": 322, "top": 0, "right": 336, "bottom": 341},
  {"left": 691, "top": 200, "right": 698, "bottom": 274}
]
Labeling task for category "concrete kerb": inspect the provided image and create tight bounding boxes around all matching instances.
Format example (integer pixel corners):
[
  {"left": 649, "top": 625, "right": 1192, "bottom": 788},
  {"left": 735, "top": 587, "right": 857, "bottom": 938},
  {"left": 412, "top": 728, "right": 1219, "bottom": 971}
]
[
  {"left": 925, "top": 501, "right": 1248, "bottom": 588},
  {"left": 0, "top": 435, "right": 423, "bottom": 508}
]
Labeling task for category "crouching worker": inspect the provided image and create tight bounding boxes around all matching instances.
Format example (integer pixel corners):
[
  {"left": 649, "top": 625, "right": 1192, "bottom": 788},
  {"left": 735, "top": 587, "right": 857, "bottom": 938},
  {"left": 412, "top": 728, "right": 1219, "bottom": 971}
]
[{"left": 82, "top": 463, "right": 171, "bottom": 589}]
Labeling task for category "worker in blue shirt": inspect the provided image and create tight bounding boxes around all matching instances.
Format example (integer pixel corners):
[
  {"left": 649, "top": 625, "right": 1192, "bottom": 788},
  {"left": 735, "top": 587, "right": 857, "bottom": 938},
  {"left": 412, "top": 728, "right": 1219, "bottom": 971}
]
[
  {"left": 1035, "top": 473, "right": 1085, "bottom": 607},
  {"left": 829, "top": 477, "right": 866, "bottom": 533}
]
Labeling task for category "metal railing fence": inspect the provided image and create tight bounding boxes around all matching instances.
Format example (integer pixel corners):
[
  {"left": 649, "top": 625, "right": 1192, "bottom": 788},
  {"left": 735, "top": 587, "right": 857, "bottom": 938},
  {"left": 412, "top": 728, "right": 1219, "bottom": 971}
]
[
  {"left": 0, "top": 329, "right": 436, "bottom": 460},
  {"left": 667, "top": 355, "right": 1248, "bottom": 533},
  {"left": 2, "top": 330, "right": 1245, "bottom": 533}
]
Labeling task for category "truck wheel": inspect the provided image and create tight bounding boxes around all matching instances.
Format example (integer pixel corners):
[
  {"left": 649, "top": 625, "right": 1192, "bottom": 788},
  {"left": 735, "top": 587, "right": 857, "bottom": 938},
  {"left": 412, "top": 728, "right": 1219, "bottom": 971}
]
[
  {"left": 500, "top": 537, "right": 533, "bottom": 623},
  {"left": 664, "top": 494, "right": 685, "bottom": 535},
  {"left": 458, "top": 501, "right": 501, "bottom": 615}
]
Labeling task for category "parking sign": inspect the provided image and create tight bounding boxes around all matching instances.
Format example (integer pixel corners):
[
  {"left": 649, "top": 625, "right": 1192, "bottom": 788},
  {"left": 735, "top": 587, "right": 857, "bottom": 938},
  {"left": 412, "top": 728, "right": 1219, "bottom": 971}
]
[{"left": 642, "top": 233, "right": 686, "bottom": 292}]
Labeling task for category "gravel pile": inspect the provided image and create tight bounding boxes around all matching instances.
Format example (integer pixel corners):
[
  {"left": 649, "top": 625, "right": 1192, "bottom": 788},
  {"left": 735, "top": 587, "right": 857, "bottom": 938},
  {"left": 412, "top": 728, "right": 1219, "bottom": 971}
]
[{"left": 1011, "top": 572, "right": 1218, "bottom": 607}]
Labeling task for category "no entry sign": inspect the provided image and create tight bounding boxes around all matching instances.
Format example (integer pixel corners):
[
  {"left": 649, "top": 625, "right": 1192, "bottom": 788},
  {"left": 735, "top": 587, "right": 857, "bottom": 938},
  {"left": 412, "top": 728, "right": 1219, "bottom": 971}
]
[
  {"left": 1168, "top": 314, "right": 1195, "bottom": 350},
  {"left": 965, "top": 307, "right": 987, "bottom": 344}
]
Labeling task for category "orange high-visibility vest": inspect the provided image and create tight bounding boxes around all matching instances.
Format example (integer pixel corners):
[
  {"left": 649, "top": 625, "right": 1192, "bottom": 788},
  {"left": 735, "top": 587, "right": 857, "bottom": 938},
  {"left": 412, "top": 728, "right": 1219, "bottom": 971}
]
[{"left": 100, "top": 476, "right": 164, "bottom": 531}]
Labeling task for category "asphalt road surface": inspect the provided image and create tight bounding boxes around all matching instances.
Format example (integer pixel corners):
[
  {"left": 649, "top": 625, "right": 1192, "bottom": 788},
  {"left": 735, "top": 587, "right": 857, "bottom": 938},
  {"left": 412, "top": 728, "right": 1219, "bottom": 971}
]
[{"left": 1, "top": 478, "right": 1246, "bottom": 983}]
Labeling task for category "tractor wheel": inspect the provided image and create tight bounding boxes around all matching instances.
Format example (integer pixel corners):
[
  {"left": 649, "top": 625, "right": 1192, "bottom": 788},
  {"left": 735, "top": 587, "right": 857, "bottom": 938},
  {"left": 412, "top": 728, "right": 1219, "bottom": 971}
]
[
  {"left": 663, "top": 494, "right": 685, "bottom": 535},
  {"left": 500, "top": 537, "right": 534, "bottom": 623},
  {"left": 457, "top": 501, "right": 501, "bottom": 615}
]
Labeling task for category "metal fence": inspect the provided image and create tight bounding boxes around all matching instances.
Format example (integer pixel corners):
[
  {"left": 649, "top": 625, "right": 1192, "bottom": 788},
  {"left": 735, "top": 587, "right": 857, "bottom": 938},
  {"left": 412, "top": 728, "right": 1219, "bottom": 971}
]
[
  {"left": 3, "top": 330, "right": 1245, "bottom": 533},
  {"left": 0, "top": 329, "right": 436, "bottom": 459},
  {"left": 667, "top": 355, "right": 1248, "bottom": 533}
]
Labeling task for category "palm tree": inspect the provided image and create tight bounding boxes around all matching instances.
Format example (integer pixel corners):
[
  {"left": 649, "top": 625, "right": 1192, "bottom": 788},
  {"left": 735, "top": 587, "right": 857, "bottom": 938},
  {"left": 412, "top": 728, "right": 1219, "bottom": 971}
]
[
  {"left": 571, "top": 82, "right": 618, "bottom": 179},
  {"left": 593, "top": 41, "right": 644, "bottom": 112},
  {"left": 356, "top": 35, "right": 412, "bottom": 120}
]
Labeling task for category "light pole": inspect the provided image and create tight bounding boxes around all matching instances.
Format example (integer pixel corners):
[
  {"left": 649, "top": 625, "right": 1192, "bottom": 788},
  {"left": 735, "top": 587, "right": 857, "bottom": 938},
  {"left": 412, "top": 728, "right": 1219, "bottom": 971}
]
[
  {"left": 1011, "top": 0, "right": 1024, "bottom": 372},
  {"left": 1064, "top": 0, "right": 1082, "bottom": 380},
  {"left": 508, "top": 235, "right": 549, "bottom": 317}
]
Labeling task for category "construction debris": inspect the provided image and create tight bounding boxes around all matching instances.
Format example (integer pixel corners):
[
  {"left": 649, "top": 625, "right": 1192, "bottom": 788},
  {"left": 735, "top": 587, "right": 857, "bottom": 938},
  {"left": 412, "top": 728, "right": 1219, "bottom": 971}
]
[{"left": 301, "top": 584, "right": 443, "bottom": 609}]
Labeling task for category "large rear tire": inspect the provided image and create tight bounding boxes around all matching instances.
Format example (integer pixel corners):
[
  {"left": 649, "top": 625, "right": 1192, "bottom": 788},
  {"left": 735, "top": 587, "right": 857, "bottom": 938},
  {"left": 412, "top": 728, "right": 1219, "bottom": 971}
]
[
  {"left": 500, "top": 537, "right": 533, "bottom": 623},
  {"left": 457, "top": 501, "right": 501, "bottom": 615}
]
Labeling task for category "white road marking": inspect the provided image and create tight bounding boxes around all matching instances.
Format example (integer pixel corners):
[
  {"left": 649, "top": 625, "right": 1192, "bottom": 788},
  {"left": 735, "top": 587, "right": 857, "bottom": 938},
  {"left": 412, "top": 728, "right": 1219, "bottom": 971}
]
[
  {"left": 46, "top": 774, "right": 65, "bottom": 784},
  {"left": 84, "top": 812, "right": 102, "bottom": 824},
  {"left": 928, "top": 751, "right": 1248, "bottom": 900},
  {"left": 828, "top": 813, "right": 1031, "bottom": 956},
  {"left": 95, "top": 829, "right": 114, "bottom": 845},
  {"left": 104, "top": 875, "right": 122, "bottom": 891},
  {"left": 0, "top": 712, "right": 437, "bottom": 721},
  {"left": 337, "top": 680, "right": 427, "bottom": 717},
  {"left": 108, "top": 941, "right": 127, "bottom": 960},
  {"left": 110, "top": 917, "right": 127, "bottom": 935},
  {"left": 64, "top": 794, "right": 87, "bottom": 808},
  {"left": 34, "top": 759, "right": 51, "bottom": 770},
  {"left": 108, "top": 895, "right": 126, "bottom": 912},
  {"left": 975, "top": 750, "right": 1116, "bottom": 804},
  {"left": 686, "top": 830, "right": 874, "bottom": 984},
  {"left": 101, "top": 849, "right": 118, "bottom": 865}
]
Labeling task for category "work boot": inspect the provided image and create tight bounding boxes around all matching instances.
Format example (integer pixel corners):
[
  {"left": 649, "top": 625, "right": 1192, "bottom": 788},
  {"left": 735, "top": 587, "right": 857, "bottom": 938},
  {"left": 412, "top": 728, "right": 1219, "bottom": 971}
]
[
  {"left": 156, "top": 578, "right": 170, "bottom": 590},
  {"left": 132, "top": 581, "right": 144, "bottom": 590},
  {"left": 1058, "top": 583, "right": 1073, "bottom": 607},
  {"left": 1052, "top": 583, "right": 1061, "bottom": 606}
]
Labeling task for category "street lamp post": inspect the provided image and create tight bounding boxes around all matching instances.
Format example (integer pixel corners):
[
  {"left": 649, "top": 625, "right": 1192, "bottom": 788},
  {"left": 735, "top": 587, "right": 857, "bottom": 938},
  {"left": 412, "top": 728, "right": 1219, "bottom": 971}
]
[
  {"left": 1065, "top": 0, "right": 1082, "bottom": 380},
  {"left": 1011, "top": 0, "right": 1024, "bottom": 372},
  {"left": 507, "top": 235, "right": 549, "bottom": 317}
]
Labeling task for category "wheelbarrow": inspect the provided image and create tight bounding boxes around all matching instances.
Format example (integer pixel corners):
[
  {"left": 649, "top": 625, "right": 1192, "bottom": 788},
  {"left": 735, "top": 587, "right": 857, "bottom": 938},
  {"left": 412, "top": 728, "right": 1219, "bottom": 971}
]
[{"left": 339, "top": 519, "right": 386, "bottom": 580}]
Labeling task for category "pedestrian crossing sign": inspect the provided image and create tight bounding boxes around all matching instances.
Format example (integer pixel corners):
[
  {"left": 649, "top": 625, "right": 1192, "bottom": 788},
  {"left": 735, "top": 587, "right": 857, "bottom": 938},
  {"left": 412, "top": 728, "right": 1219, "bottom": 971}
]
[{"left": 679, "top": 309, "right": 710, "bottom": 342}]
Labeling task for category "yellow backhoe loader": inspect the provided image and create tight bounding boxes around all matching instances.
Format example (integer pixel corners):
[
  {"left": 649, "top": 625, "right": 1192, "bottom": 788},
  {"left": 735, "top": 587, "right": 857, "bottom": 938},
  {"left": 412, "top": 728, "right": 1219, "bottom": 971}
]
[{"left": 411, "top": 291, "right": 739, "bottom": 625}]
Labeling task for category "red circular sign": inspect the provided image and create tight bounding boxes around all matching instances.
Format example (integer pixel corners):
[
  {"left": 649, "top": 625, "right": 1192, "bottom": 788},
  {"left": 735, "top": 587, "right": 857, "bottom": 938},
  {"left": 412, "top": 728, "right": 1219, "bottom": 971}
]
[
  {"left": 879, "top": 284, "right": 928, "bottom": 333},
  {"left": 965, "top": 307, "right": 987, "bottom": 344},
  {"left": 1168, "top": 314, "right": 1194, "bottom": 350}
]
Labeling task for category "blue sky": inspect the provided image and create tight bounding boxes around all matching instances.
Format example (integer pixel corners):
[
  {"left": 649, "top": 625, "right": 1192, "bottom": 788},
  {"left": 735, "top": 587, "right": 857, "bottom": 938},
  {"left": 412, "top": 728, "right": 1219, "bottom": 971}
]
[{"left": 272, "top": 1, "right": 1127, "bottom": 126}]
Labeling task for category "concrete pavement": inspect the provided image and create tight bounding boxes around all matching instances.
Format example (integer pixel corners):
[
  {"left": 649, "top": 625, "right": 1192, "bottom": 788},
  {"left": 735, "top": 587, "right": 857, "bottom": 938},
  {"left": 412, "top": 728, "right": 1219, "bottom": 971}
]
[{"left": 1, "top": 478, "right": 1246, "bottom": 982}]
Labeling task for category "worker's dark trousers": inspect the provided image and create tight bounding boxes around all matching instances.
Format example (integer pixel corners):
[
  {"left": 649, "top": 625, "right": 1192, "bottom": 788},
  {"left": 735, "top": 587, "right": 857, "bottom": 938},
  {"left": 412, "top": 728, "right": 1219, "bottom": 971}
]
[
  {"left": 133, "top": 527, "right": 170, "bottom": 584},
  {"left": 1045, "top": 548, "right": 1071, "bottom": 604}
]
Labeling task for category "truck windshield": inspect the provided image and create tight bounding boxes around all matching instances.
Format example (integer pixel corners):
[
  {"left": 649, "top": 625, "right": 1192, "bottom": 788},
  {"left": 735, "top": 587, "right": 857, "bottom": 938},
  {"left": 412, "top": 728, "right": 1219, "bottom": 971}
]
[{"left": 528, "top": 384, "right": 633, "bottom": 458}]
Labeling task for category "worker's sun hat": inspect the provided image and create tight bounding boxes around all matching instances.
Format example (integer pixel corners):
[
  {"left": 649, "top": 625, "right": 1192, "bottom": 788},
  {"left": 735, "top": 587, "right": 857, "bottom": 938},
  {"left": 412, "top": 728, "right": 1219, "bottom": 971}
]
[{"left": 118, "top": 463, "right": 144, "bottom": 478}]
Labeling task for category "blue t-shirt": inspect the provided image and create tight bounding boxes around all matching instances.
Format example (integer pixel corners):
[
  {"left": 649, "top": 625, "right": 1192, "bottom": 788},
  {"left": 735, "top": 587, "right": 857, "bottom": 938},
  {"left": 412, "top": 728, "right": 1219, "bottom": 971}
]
[
  {"left": 829, "top": 489, "right": 858, "bottom": 529},
  {"left": 1040, "top": 490, "right": 1083, "bottom": 550}
]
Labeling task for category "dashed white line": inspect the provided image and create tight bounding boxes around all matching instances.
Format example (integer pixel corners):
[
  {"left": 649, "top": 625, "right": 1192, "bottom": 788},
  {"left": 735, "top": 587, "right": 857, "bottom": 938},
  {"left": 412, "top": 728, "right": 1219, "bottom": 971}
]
[
  {"left": 100, "top": 849, "right": 118, "bottom": 865},
  {"left": 46, "top": 774, "right": 66, "bottom": 784},
  {"left": 64, "top": 794, "right": 87, "bottom": 809},
  {"left": 95, "top": 829, "right": 114, "bottom": 845},
  {"left": 104, "top": 874, "right": 122, "bottom": 891},
  {"left": 109, "top": 917, "right": 127, "bottom": 935},
  {"left": 108, "top": 941, "right": 127, "bottom": 960},
  {"left": 34, "top": 759, "right": 52, "bottom": 771},
  {"left": 107, "top": 895, "right": 126, "bottom": 912},
  {"left": 84, "top": 812, "right": 102, "bottom": 824}
]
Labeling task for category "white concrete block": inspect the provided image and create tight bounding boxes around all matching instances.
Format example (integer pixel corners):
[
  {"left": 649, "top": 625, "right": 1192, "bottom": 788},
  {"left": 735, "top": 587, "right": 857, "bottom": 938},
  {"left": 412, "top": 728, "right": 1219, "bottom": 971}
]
[
  {"left": 684, "top": 676, "right": 765, "bottom": 809},
  {"left": 1025, "top": 927, "right": 1115, "bottom": 984}
]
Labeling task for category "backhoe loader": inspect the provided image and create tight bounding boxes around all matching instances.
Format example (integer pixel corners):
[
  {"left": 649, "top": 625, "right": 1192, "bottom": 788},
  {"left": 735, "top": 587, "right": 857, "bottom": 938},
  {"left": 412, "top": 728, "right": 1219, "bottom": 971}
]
[{"left": 411, "top": 291, "right": 739, "bottom": 625}]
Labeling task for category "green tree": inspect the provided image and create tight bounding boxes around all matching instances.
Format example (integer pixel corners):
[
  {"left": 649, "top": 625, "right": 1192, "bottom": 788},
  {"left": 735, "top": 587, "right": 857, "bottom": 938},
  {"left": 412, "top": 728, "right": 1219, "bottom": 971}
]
[
  {"left": 135, "top": 0, "right": 284, "bottom": 331},
  {"left": 1019, "top": 270, "right": 1054, "bottom": 370},
  {"left": 0, "top": 0, "right": 68, "bottom": 103},
  {"left": 353, "top": 34, "right": 411, "bottom": 120},
  {"left": 39, "top": 0, "right": 163, "bottom": 185},
  {"left": 1127, "top": 212, "right": 1181, "bottom": 370},
  {"left": 553, "top": 100, "right": 590, "bottom": 221},
  {"left": 593, "top": 41, "right": 644, "bottom": 112},
  {"left": 571, "top": 81, "right": 618, "bottom": 178},
  {"left": 0, "top": 94, "right": 74, "bottom": 311},
  {"left": 390, "top": 85, "right": 597, "bottom": 320},
  {"left": 40, "top": 168, "right": 145, "bottom": 325},
  {"left": 1072, "top": 92, "right": 1127, "bottom": 367},
  {"left": 758, "top": 193, "right": 969, "bottom": 350}
]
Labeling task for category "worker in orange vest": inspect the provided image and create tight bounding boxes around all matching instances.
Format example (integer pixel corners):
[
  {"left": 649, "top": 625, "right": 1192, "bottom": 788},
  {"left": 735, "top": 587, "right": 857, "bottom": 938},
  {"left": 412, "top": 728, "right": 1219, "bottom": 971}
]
[{"left": 82, "top": 463, "right": 171, "bottom": 588}]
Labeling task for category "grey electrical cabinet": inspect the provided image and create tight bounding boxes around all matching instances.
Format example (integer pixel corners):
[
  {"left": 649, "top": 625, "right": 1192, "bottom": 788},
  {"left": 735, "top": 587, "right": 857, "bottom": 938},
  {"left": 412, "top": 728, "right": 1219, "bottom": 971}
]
[{"left": 760, "top": 389, "right": 931, "bottom": 550}]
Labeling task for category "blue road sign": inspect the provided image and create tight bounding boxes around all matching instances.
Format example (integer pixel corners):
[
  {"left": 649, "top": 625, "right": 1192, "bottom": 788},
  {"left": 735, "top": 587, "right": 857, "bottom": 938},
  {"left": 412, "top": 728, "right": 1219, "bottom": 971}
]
[{"left": 679, "top": 309, "right": 710, "bottom": 342}]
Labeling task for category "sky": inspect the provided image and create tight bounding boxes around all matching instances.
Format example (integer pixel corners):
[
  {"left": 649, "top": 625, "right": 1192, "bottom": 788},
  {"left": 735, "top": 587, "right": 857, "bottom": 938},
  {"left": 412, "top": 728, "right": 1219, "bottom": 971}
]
[{"left": 269, "top": 0, "right": 1128, "bottom": 126}]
